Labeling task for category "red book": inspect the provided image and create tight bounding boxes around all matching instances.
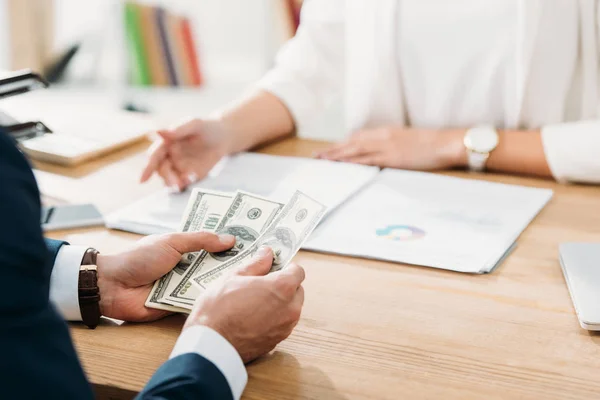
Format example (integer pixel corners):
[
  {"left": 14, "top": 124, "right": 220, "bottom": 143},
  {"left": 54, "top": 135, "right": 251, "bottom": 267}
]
[{"left": 181, "top": 17, "right": 203, "bottom": 87}]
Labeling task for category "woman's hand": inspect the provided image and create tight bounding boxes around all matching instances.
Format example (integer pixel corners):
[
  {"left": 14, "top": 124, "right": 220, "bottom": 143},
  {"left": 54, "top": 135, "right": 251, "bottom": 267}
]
[
  {"left": 140, "top": 118, "right": 232, "bottom": 191},
  {"left": 316, "top": 127, "right": 467, "bottom": 170}
]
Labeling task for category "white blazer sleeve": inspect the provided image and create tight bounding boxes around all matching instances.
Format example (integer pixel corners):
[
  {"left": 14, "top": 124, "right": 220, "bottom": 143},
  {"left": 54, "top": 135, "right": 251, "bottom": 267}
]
[
  {"left": 541, "top": 120, "right": 600, "bottom": 183},
  {"left": 256, "top": 0, "right": 345, "bottom": 132},
  {"left": 540, "top": 2, "right": 600, "bottom": 184}
]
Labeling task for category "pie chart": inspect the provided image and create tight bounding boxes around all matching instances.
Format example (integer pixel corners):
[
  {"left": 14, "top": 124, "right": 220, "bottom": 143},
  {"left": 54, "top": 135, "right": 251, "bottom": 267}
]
[{"left": 375, "top": 225, "right": 426, "bottom": 241}]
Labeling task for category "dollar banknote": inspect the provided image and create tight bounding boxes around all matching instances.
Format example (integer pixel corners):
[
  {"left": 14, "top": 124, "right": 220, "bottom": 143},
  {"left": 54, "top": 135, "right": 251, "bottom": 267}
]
[
  {"left": 191, "top": 190, "right": 326, "bottom": 290},
  {"left": 145, "top": 189, "right": 233, "bottom": 312},
  {"left": 161, "top": 191, "right": 284, "bottom": 309},
  {"left": 174, "top": 189, "right": 233, "bottom": 274}
]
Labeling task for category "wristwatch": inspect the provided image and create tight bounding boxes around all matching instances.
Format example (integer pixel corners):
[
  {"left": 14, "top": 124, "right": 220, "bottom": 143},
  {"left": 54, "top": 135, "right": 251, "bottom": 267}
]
[
  {"left": 78, "top": 248, "right": 102, "bottom": 329},
  {"left": 463, "top": 125, "right": 499, "bottom": 172}
]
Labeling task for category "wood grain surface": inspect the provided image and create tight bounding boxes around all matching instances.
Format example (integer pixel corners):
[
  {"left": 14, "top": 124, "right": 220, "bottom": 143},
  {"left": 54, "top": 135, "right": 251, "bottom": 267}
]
[{"left": 40, "top": 138, "right": 600, "bottom": 400}]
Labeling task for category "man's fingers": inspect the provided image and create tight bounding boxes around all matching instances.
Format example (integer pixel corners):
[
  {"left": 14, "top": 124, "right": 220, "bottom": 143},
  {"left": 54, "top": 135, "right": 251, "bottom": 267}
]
[
  {"left": 291, "top": 285, "right": 305, "bottom": 310},
  {"left": 164, "top": 232, "right": 236, "bottom": 254},
  {"left": 236, "top": 247, "right": 274, "bottom": 277},
  {"left": 137, "top": 307, "right": 173, "bottom": 323},
  {"left": 140, "top": 140, "right": 167, "bottom": 183},
  {"left": 269, "top": 263, "right": 306, "bottom": 290}
]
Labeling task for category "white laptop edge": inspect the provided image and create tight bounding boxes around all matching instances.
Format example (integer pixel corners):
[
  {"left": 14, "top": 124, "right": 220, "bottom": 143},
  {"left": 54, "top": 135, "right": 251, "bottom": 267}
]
[{"left": 559, "top": 243, "right": 600, "bottom": 331}]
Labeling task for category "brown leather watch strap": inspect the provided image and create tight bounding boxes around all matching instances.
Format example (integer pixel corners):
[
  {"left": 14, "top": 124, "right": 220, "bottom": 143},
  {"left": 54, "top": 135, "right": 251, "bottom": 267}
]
[{"left": 79, "top": 248, "right": 101, "bottom": 329}]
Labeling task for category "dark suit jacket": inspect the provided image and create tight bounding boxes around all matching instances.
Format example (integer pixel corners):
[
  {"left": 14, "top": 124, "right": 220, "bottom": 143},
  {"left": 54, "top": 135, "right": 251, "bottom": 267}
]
[{"left": 0, "top": 130, "right": 234, "bottom": 399}]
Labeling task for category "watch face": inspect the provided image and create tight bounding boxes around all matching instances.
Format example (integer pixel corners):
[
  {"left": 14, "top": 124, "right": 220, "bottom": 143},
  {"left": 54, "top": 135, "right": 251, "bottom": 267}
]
[{"left": 464, "top": 126, "right": 499, "bottom": 153}]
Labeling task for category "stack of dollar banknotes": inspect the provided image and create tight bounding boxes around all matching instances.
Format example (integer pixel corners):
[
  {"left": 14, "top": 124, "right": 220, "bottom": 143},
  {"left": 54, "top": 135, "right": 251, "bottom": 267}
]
[{"left": 146, "top": 189, "right": 327, "bottom": 313}]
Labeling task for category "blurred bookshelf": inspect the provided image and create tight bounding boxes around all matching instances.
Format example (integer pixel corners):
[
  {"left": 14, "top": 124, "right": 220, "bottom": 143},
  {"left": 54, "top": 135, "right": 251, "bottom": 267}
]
[
  {"left": 0, "top": 0, "right": 304, "bottom": 88},
  {"left": 0, "top": 0, "right": 346, "bottom": 141}
]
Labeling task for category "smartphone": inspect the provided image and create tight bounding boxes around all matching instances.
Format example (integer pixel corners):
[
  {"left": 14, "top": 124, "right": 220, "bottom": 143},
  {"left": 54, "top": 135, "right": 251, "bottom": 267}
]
[{"left": 41, "top": 204, "right": 104, "bottom": 231}]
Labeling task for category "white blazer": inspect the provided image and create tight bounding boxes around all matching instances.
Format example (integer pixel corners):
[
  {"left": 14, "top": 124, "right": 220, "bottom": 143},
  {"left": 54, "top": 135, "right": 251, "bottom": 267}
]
[{"left": 258, "top": 0, "right": 600, "bottom": 183}]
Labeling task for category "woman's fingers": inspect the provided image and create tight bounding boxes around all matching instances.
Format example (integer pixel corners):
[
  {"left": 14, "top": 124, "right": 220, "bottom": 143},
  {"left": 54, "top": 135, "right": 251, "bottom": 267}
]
[
  {"left": 167, "top": 143, "right": 196, "bottom": 178},
  {"left": 169, "top": 159, "right": 193, "bottom": 189},
  {"left": 344, "top": 153, "right": 385, "bottom": 167},
  {"left": 141, "top": 122, "right": 202, "bottom": 184},
  {"left": 317, "top": 141, "right": 369, "bottom": 161},
  {"left": 140, "top": 140, "right": 168, "bottom": 183},
  {"left": 163, "top": 119, "right": 204, "bottom": 140},
  {"left": 158, "top": 159, "right": 186, "bottom": 191},
  {"left": 316, "top": 130, "right": 384, "bottom": 161}
]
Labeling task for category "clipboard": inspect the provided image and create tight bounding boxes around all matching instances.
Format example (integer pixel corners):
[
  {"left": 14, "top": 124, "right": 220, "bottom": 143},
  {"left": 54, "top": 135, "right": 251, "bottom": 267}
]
[
  {"left": 0, "top": 70, "right": 52, "bottom": 141},
  {"left": 0, "top": 70, "right": 49, "bottom": 100},
  {"left": 0, "top": 70, "right": 155, "bottom": 166}
]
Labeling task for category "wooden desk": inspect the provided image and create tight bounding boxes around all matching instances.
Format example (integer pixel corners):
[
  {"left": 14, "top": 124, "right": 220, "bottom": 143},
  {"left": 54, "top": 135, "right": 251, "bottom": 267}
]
[{"left": 40, "top": 138, "right": 600, "bottom": 400}]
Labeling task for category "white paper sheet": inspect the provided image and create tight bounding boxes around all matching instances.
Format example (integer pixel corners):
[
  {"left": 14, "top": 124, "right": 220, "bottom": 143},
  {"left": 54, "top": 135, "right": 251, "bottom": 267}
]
[
  {"left": 106, "top": 153, "right": 380, "bottom": 235},
  {"left": 304, "top": 169, "right": 553, "bottom": 273}
]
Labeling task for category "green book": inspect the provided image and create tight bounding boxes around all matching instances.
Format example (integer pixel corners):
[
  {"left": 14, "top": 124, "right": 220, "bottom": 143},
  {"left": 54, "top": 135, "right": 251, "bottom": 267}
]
[{"left": 124, "top": 2, "right": 151, "bottom": 86}]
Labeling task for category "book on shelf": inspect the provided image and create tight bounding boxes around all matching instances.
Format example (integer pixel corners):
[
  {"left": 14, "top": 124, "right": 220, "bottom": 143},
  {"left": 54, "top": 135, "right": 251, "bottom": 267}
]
[
  {"left": 155, "top": 6, "right": 178, "bottom": 86},
  {"left": 166, "top": 12, "right": 190, "bottom": 86},
  {"left": 181, "top": 17, "right": 203, "bottom": 86},
  {"left": 139, "top": 4, "right": 169, "bottom": 86},
  {"left": 123, "top": 1, "right": 203, "bottom": 87},
  {"left": 124, "top": 2, "right": 151, "bottom": 86}
]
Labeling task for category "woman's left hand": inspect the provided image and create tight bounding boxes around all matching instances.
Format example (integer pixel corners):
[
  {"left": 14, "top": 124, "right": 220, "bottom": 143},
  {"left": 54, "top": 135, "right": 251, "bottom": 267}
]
[{"left": 316, "top": 126, "right": 467, "bottom": 170}]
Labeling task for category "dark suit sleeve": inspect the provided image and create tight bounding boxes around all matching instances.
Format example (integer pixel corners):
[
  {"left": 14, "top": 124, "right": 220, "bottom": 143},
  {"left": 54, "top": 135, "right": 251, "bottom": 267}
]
[
  {"left": 45, "top": 238, "right": 69, "bottom": 264},
  {"left": 0, "top": 132, "right": 94, "bottom": 399},
  {"left": 136, "top": 354, "right": 234, "bottom": 400},
  {"left": 0, "top": 131, "right": 235, "bottom": 399}
]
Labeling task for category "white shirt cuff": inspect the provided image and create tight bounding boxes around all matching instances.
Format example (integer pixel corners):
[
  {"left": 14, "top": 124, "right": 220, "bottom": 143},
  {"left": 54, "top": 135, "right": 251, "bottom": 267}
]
[
  {"left": 49, "top": 245, "right": 86, "bottom": 321},
  {"left": 170, "top": 325, "right": 247, "bottom": 400}
]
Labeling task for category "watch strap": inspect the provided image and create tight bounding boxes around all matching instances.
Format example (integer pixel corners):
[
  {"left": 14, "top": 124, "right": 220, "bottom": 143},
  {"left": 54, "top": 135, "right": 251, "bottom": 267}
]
[
  {"left": 467, "top": 151, "right": 490, "bottom": 172},
  {"left": 79, "top": 248, "right": 101, "bottom": 329}
]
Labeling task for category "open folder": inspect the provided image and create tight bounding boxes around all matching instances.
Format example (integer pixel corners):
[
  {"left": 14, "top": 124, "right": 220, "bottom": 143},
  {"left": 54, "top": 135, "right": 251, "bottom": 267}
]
[
  {"left": 106, "top": 153, "right": 381, "bottom": 234},
  {"left": 107, "top": 153, "right": 553, "bottom": 274},
  {"left": 304, "top": 169, "right": 553, "bottom": 273}
]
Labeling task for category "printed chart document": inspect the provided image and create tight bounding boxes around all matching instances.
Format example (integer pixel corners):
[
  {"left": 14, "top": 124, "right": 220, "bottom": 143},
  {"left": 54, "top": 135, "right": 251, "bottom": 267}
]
[
  {"left": 106, "top": 153, "right": 379, "bottom": 235},
  {"left": 304, "top": 169, "right": 553, "bottom": 273}
]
